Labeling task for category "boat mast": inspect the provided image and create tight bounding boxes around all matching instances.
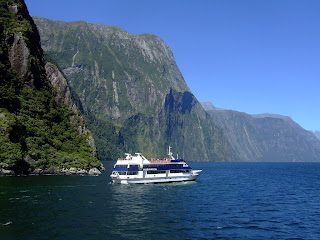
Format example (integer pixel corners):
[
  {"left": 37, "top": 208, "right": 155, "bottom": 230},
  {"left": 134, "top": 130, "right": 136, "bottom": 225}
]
[{"left": 168, "top": 146, "right": 175, "bottom": 160}]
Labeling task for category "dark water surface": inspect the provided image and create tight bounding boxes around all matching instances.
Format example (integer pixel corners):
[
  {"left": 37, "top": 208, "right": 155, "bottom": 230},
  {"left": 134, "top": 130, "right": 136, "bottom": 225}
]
[{"left": 1, "top": 162, "right": 320, "bottom": 240}]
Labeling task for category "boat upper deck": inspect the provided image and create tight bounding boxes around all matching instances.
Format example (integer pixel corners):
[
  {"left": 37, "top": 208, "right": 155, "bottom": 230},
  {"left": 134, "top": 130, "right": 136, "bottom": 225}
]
[
  {"left": 116, "top": 158, "right": 185, "bottom": 164},
  {"left": 114, "top": 148, "right": 185, "bottom": 167}
]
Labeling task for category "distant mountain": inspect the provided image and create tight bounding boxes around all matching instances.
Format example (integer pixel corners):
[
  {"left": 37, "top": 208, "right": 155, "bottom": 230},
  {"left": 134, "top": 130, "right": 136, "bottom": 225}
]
[
  {"left": 201, "top": 102, "right": 217, "bottom": 111},
  {"left": 201, "top": 103, "right": 320, "bottom": 162},
  {"left": 313, "top": 131, "right": 320, "bottom": 141},
  {"left": 251, "top": 113, "right": 292, "bottom": 121},
  {"left": 0, "top": 0, "right": 102, "bottom": 175},
  {"left": 33, "top": 17, "right": 234, "bottom": 161}
]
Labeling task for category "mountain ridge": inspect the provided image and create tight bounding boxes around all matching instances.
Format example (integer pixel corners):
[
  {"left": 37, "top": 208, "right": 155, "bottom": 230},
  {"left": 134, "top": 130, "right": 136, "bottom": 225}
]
[
  {"left": 33, "top": 16, "right": 189, "bottom": 120},
  {"left": 201, "top": 102, "right": 320, "bottom": 162},
  {"left": 33, "top": 16, "right": 234, "bottom": 161}
]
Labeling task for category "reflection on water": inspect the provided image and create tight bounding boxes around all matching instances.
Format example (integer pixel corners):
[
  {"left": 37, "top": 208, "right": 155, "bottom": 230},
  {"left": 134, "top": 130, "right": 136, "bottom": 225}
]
[
  {"left": 107, "top": 181, "right": 197, "bottom": 239},
  {"left": 110, "top": 184, "right": 152, "bottom": 232},
  {"left": 1, "top": 162, "right": 320, "bottom": 239}
]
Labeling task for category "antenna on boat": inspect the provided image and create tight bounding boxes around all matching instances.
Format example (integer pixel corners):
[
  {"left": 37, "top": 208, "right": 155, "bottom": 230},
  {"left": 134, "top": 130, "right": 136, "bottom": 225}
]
[{"left": 168, "top": 146, "right": 175, "bottom": 160}]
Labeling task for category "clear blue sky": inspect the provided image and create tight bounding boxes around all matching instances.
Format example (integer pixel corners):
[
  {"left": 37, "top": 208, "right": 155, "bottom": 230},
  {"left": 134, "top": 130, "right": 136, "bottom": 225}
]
[{"left": 25, "top": 0, "right": 320, "bottom": 131}]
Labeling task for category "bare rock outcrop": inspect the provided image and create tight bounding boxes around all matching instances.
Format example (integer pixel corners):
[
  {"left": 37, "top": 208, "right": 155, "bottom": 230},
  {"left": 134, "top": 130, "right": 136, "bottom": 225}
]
[{"left": 45, "top": 62, "right": 73, "bottom": 108}]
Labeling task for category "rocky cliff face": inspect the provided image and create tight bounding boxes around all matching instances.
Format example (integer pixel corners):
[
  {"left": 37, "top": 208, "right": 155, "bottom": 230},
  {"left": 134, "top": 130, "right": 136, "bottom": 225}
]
[
  {"left": 34, "top": 17, "right": 190, "bottom": 121},
  {"left": 45, "top": 62, "right": 73, "bottom": 108},
  {"left": 33, "top": 17, "right": 234, "bottom": 161},
  {"left": 158, "top": 90, "right": 234, "bottom": 161},
  {"left": 0, "top": 0, "right": 101, "bottom": 175},
  {"left": 45, "top": 62, "right": 97, "bottom": 154},
  {"left": 5, "top": 2, "right": 47, "bottom": 90},
  {"left": 203, "top": 104, "right": 320, "bottom": 162}
]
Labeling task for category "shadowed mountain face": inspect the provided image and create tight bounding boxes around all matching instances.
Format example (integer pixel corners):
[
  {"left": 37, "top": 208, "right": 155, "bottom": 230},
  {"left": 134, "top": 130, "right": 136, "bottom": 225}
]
[
  {"left": 33, "top": 17, "right": 234, "bottom": 161},
  {"left": 202, "top": 103, "right": 320, "bottom": 162},
  {"left": 0, "top": 0, "right": 101, "bottom": 175}
]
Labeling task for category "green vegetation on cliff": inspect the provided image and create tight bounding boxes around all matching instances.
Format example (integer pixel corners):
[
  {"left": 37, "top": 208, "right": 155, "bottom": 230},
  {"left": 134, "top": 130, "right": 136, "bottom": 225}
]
[
  {"left": 0, "top": 0, "right": 100, "bottom": 174},
  {"left": 34, "top": 17, "right": 234, "bottom": 161}
]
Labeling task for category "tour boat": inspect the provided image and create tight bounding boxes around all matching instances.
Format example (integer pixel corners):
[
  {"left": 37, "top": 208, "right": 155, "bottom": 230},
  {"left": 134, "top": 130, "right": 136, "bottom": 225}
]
[{"left": 110, "top": 147, "right": 202, "bottom": 184}]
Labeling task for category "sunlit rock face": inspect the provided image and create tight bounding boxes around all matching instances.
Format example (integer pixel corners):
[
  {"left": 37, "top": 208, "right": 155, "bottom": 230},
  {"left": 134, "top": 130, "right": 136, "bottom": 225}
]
[{"left": 34, "top": 17, "right": 235, "bottom": 161}]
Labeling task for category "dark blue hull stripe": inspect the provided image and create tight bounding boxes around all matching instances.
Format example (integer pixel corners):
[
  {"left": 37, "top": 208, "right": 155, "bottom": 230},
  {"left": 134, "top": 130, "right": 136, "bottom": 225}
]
[
  {"left": 114, "top": 167, "right": 192, "bottom": 171},
  {"left": 134, "top": 179, "right": 196, "bottom": 184}
]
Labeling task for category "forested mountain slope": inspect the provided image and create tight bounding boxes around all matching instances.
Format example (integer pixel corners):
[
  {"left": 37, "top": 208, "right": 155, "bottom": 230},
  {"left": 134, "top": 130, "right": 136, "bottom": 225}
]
[
  {"left": 0, "top": 0, "right": 102, "bottom": 175},
  {"left": 33, "top": 17, "right": 235, "bottom": 161}
]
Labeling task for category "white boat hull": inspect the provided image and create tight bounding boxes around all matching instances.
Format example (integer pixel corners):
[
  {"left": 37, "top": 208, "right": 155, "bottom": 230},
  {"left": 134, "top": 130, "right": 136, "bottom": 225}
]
[
  {"left": 110, "top": 148, "right": 202, "bottom": 184},
  {"left": 111, "top": 171, "right": 201, "bottom": 184}
]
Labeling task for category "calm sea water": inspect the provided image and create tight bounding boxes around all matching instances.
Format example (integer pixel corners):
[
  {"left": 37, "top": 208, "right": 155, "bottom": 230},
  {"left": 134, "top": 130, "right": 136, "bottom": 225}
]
[{"left": 1, "top": 162, "right": 320, "bottom": 240}]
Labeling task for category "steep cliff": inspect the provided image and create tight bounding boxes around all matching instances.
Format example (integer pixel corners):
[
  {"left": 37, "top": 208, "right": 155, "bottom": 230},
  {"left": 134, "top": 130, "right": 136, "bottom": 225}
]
[
  {"left": 34, "top": 17, "right": 189, "bottom": 121},
  {"left": 203, "top": 104, "right": 320, "bottom": 162},
  {"left": 33, "top": 17, "right": 234, "bottom": 161},
  {"left": 158, "top": 90, "right": 233, "bottom": 161},
  {"left": 0, "top": 0, "right": 102, "bottom": 175},
  {"left": 45, "top": 62, "right": 97, "bottom": 155}
]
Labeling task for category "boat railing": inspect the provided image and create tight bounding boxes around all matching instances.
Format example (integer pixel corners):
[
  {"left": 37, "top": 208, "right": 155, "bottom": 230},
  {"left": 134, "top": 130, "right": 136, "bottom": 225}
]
[
  {"left": 148, "top": 158, "right": 171, "bottom": 164},
  {"left": 118, "top": 153, "right": 133, "bottom": 161}
]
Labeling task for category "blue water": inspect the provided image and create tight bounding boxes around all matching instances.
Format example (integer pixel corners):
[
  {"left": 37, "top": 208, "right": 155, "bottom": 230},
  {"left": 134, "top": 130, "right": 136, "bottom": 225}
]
[{"left": 1, "top": 162, "right": 320, "bottom": 239}]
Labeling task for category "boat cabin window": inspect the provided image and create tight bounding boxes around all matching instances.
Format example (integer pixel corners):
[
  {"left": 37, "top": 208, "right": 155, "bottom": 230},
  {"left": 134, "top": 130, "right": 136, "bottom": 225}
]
[
  {"left": 147, "top": 170, "right": 166, "bottom": 174},
  {"left": 170, "top": 169, "right": 190, "bottom": 173},
  {"left": 117, "top": 171, "right": 138, "bottom": 175},
  {"left": 129, "top": 165, "right": 139, "bottom": 168},
  {"left": 144, "top": 164, "right": 183, "bottom": 168},
  {"left": 115, "top": 164, "right": 128, "bottom": 168}
]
